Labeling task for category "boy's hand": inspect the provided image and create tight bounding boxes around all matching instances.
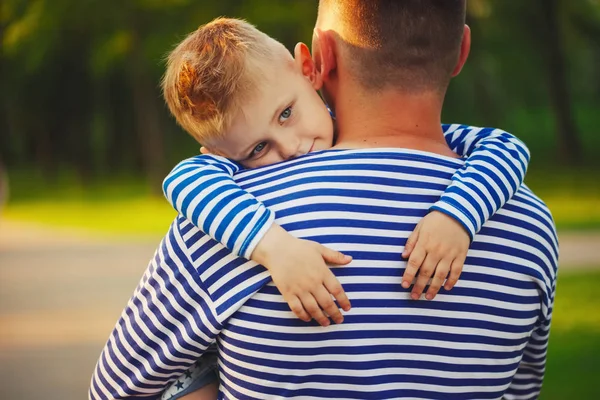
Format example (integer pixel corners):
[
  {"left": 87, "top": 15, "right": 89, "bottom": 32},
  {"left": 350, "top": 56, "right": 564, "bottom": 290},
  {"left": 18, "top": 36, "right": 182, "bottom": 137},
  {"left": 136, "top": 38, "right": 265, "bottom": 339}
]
[
  {"left": 401, "top": 211, "right": 469, "bottom": 301},
  {"left": 252, "top": 224, "right": 352, "bottom": 326}
]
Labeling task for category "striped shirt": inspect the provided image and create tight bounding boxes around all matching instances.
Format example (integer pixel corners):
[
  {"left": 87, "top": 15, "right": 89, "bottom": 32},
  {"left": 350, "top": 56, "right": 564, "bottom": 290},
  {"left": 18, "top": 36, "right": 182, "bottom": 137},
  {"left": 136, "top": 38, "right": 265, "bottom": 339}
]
[
  {"left": 90, "top": 139, "right": 557, "bottom": 399},
  {"left": 161, "top": 125, "right": 531, "bottom": 259}
]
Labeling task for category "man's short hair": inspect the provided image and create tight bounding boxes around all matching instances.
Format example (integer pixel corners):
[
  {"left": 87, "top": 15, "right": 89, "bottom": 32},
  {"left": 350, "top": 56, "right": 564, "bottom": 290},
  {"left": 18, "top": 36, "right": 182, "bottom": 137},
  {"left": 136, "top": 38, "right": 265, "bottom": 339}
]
[
  {"left": 162, "top": 18, "right": 278, "bottom": 144},
  {"left": 319, "top": 0, "right": 467, "bottom": 93}
]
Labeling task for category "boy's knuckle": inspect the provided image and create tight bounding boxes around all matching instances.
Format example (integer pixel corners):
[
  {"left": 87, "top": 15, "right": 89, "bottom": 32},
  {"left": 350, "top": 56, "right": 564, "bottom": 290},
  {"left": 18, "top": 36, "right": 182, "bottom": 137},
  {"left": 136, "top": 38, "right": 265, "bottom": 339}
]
[
  {"left": 330, "top": 285, "right": 343, "bottom": 296},
  {"left": 435, "top": 269, "right": 447, "bottom": 278},
  {"left": 306, "top": 304, "right": 319, "bottom": 313}
]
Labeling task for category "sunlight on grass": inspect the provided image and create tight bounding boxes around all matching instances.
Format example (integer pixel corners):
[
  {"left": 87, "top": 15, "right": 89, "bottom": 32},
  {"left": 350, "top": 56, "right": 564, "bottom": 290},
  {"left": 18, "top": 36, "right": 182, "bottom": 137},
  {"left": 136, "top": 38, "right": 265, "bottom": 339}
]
[
  {"left": 3, "top": 190, "right": 598, "bottom": 234},
  {"left": 525, "top": 166, "right": 600, "bottom": 230},
  {"left": 3, "top": 198, "right": 176, "bottom": 236},
  {"left": 3, "top": 166, "right": 599, "bottom": 233},
  {"left": 543, "top": 194, "right": 600, "bottom": 230}
]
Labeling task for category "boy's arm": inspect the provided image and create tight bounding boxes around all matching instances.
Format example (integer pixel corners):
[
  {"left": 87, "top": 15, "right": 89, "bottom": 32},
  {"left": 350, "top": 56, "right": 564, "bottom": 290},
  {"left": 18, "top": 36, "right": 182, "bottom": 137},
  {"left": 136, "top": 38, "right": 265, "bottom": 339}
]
[
  {"left": 434, "top": 123, "right": 531, "bottom": 239},
  {"left": 163, "top": 154, "right": 274, "bottom": 259},
  {"left": 402, "top": 124, "right": 530, "bottom": 299},
  {"left": 163, "top": 155, "right": 351, "bottom": 326}
]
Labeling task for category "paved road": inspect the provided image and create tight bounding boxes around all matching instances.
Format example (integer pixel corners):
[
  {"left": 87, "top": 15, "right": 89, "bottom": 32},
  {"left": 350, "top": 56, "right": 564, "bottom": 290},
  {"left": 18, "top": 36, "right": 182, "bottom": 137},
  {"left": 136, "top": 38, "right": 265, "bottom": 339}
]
[
  {"left": 0, "top": 220, "right": 599, "bottom": 400},
  {"left": 0, "top": 221, "right": 159, "bottom": 400}
]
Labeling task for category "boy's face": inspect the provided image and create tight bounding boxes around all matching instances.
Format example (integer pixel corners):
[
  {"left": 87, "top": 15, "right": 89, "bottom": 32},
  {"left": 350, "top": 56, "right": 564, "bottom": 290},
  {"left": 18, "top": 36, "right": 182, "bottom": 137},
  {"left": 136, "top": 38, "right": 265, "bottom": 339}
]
[{"left": 205, "top": 43, "right": 334, "bottom": 169}]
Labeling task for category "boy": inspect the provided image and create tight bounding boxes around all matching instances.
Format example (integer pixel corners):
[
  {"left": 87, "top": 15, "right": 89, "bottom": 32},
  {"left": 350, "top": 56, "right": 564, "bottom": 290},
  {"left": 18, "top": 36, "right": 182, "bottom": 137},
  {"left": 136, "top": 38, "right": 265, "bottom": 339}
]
[{"left": 158, "top": 18, "right": 529, "bottom": 399}]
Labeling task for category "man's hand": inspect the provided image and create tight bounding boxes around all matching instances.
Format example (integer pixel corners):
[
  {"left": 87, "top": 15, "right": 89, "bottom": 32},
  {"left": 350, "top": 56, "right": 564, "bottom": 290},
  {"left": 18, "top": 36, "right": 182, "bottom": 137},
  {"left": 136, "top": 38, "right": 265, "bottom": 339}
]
[
  {"left": 252, "top": 224, "right": 352, "bottom": 326},
  {"left": 401, "top": 211, "right": 470, "bottom": 300}
]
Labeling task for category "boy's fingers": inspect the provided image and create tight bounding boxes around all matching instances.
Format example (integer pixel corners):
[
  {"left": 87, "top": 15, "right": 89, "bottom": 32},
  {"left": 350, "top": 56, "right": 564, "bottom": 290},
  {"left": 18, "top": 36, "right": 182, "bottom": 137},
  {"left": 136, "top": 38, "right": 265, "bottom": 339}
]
[
  {"left": 324, "top": 273, "right": 351, "bottom": 312},
  {"left": 286, "top": 295, "right": 311, "bottom": 322},
  {"left": 402, "top": 223, "right": 421, "bottom": 258},
  {"left": 300, "top": 293, "right": 330, "bottom": 327},
  {"left": 320, "top": 246, "right": 352, "bottom": 265},
  {"left": 402, "top": 246, "right": 426, "bottom": 289},
  {"left": 444, "top": 256, "right": 466, "bottom": 291},
  {"left": 411, "top": 253, "right": 438, "bottom": 300},
  {"left": 426, "top": 258, "right": 451, "bottom": 300},
  {"left": 314, "top": 285, "right": 343, "bottom": 324}
]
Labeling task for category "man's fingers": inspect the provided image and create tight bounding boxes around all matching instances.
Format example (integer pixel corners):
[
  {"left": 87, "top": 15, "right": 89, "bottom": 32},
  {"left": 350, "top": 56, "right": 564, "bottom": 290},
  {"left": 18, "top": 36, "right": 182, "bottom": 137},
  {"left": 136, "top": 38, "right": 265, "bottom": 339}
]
[
  {"left": 402, "top": 223, "right": 421, "bottom": 258},
  {"left": 314, "top": 285, "right": 344, "bottom": 324},
  {"left": 299, "top": 293, "right": 330, "bottom": 327},
  {"left": 324, "top": 273, "right": 351, "bottom": 312},
  {"left": 411, "top": 253, "right": 438, "bottom": 300},
  {"left": 425, "top": 258, "right": 451, "bottom": 300},
  {"left": 444, "top": 255, "right": 466, "bottom": 291},
  {"left": 401, "top": 245, "right": 426, "bottom": 289},
  {"left": 320, "top": 246, "right": 352, "bottom": 266},
  {"left": 286, "top": 295, "right": 311, "bottom": 322}
]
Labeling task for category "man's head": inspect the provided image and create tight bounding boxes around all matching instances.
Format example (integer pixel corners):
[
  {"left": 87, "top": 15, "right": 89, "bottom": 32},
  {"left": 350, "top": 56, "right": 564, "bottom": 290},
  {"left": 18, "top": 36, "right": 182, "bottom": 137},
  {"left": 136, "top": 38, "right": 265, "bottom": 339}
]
[
  {"left": 314, "top": 0, "right": 469, "bottom": 107},
  {"left": 162, "top": 18, "right": 333, "bottom": 168}
]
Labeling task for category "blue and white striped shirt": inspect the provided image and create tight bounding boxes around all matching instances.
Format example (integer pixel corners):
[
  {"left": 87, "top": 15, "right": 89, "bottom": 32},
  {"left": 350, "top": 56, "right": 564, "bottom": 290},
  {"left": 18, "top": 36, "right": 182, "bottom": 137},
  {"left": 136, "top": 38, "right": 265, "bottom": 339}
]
[
  {"left": 162, "top": 125, "right": 531, "bottom": 259},
  {"left": 90, "top": 139, "right": 557, "bottom": 399}
]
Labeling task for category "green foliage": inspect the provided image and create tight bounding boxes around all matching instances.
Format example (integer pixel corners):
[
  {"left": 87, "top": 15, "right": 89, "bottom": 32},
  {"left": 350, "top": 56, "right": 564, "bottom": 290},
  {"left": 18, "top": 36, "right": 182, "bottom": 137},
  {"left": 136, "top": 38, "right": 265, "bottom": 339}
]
[
  {"left": 541, "top": 270, "right": 600, "bottom": 399},
  {"left": 1, "top": 0, "right": 599, "bottom": 184}
]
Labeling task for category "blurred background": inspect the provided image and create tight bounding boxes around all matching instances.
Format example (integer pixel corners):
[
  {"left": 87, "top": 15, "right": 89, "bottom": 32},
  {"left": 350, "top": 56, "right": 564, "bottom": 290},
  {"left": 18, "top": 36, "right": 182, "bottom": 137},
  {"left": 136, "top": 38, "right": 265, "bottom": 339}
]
[{"left": 0, "top": 0, "right": 599, "bottom": 398}]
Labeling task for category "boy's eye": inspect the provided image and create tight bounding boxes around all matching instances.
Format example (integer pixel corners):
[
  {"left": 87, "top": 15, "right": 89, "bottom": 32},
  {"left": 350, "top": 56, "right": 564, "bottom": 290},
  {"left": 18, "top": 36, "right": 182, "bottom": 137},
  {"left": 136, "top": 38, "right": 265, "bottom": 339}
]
[
  {"left": 250, "top": 142, "right": 267, "bottom": 157},
  {"left": 278, "top": 106, "right": 292, "bottom": 124}
]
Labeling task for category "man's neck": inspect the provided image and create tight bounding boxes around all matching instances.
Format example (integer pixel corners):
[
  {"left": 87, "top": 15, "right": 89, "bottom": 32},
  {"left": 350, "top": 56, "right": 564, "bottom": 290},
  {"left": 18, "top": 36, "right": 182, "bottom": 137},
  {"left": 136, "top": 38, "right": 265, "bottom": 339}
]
[{"left": 331, "top": 86, "right": 458, "bottom": 158}]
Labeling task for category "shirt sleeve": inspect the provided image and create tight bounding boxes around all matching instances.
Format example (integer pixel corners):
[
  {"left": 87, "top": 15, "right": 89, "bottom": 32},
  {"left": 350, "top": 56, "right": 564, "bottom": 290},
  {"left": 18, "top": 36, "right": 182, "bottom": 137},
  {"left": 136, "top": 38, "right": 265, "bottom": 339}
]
[
  {"left": 162, "top": 154, "right": 276, "bottom": 259},
  {"left": 432, "top": 124, "right": 531, "bottom": 240},
  {"left": 89, "top": 221, "right": 222, "bottom": 400},
  {"left": 503, "top": 279, "right": 556, "bottom": 399}
]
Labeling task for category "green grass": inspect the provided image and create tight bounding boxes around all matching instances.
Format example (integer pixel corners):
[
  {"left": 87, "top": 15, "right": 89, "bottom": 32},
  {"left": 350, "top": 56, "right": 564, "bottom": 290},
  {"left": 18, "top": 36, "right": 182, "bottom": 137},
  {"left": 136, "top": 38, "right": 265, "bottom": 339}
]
[
  {"left": 3, "top": 197, "right": 176, "bottom": 236},
  {"left": 2, "top": 165, "right": 599, "bottom": 234},
  {"left": 540, "top": 270, "right": 600, "bottom": 399},
  {"left": 4, "top": 180, "right": 599, "bottom": 234},
  {"left": 2, "top": 172, "right": 177, "bottom": 236},
  {"left": 525, "top": 165, "right": 600, "bottom": 231},
  {"left": 3, "top": 190, "right": 599, "bottom": 234}
]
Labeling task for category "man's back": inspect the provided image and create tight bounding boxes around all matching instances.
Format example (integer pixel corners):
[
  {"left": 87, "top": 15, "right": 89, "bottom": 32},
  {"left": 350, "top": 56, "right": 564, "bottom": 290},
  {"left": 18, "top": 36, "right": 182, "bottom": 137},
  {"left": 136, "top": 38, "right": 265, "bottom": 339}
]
[
  {"left": 91, "top": 149, "right": 557, "bottom": 400},
  {"left": 188, "top": 149, "right": 557, "bottom": 399}
]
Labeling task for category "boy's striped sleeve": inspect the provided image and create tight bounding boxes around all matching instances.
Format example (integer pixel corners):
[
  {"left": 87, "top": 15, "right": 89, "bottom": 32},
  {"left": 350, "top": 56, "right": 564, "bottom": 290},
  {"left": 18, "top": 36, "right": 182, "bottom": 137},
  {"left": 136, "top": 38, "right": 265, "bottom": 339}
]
[
  {"left": 435, "top": 124, "right": 531, "bottom": 239},
  {"left": 162, "top": 154, "right": 275, "bottom": 259}
]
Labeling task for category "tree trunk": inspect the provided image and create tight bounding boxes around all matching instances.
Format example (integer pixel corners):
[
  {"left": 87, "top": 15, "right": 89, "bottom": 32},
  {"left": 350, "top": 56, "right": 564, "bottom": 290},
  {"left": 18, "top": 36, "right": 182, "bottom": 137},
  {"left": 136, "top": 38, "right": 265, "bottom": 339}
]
[
  {"left": 539, "top": 0, "right": 582, "bottom": 164},
  {"left": 129, "top": 31, "right": 166, "bottom": 196}
]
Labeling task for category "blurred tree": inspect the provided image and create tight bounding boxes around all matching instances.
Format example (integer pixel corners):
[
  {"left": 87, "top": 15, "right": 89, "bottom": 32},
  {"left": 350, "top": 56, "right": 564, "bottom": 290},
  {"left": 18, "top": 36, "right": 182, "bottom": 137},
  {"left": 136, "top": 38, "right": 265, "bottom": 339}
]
[
  {"left": 537, "top": 0, "right": 582, "bottom": 163},
  {"left": 1, "top": 0, "right": 599, "bottom": 193}
]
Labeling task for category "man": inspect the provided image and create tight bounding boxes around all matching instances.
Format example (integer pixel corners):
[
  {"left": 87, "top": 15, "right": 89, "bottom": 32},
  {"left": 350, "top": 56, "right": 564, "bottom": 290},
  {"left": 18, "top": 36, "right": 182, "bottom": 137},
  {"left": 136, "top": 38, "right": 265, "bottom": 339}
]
[{"left": 90, "top": 1, "right": 558, "bottom": 399}]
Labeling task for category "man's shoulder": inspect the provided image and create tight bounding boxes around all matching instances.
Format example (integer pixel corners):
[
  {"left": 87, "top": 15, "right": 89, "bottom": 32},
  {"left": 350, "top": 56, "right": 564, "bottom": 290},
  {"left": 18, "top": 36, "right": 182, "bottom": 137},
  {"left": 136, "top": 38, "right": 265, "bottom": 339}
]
[
  {"left": 171, "top": 215, "right": 271, "bottom": 319},
  {"left": 482, "top": 185, "right": 558, "bottom": 280}
]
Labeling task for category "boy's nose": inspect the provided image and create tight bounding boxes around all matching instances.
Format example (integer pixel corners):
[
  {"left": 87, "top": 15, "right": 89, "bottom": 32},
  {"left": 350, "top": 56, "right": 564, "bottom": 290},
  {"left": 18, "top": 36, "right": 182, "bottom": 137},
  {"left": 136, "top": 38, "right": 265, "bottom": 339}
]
[{"left": 278, "top": 138, "right": 302, "bottom": 160}]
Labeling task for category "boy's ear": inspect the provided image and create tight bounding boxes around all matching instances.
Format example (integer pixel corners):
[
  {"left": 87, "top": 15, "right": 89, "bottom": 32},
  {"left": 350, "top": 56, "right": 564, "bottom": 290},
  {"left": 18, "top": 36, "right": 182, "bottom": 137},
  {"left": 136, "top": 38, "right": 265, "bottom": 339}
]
[
  {"left": 294, "top": 42, "right": 322, "bottom": 90},
  {"left": 199, "top": 146, "right": 213, "bottom": 155}
]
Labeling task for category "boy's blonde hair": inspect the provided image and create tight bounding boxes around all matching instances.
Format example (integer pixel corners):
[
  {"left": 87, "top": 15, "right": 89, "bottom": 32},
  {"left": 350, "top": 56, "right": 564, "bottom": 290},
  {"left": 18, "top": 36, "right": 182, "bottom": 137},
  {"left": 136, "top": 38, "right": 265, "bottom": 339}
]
[{"left": 162, "top": 18, "right": 279, "bottom": 144}]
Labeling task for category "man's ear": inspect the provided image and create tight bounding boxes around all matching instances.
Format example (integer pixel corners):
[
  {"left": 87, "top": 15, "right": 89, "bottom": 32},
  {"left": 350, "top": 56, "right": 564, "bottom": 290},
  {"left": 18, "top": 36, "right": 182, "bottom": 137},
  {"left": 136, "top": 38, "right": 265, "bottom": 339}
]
[
  {"left": 311, "top": 28, "right": 337, "bottom": 84},
  {"left": 452, "top": 25, "right": 471, "bottom": 77},
  {"left": 294, "top": 42, "right": 322, "bottom": 90}
]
